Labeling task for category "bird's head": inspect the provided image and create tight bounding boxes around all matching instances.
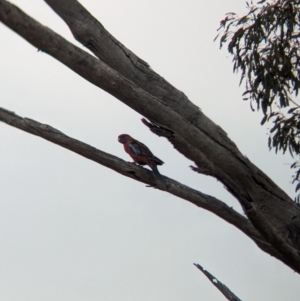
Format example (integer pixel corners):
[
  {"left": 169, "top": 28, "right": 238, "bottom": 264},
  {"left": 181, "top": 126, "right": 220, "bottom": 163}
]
[{"left": 118, "top": 134, "right": 131, "bottom": 144}]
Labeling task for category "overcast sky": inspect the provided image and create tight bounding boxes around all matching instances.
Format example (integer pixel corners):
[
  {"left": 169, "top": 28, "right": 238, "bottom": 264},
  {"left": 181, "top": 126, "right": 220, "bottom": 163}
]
[{"left": 1, "top": 0, "right": 299, "bottom": 300}]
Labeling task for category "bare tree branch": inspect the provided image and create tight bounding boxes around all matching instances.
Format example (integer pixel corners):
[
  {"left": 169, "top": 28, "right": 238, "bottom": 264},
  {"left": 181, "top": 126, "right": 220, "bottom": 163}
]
[
  {"left": 1, "top": 0, "right": 300, "bottom": 271},
  {"left": 194, "top": 263, "right": 243, "bottom": 301},
  {"left": 0, "top": 106, "right": 285, "bottom": 263}
]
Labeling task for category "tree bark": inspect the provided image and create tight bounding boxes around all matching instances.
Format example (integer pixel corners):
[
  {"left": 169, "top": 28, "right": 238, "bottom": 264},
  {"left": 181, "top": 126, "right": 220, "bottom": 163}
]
[{"left": 0, "top": 0, "right": 300, "bottom": 272}]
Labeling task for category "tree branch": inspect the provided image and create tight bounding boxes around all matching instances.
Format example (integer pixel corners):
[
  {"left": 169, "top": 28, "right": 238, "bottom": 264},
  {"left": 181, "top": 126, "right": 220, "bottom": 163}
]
[
  {"left": 194, "top": 263, "right": 242, "bottom": 301},
  {"left": 43, "top": 0, "right": 235, "bottom": 152},
  {"left": 0, "top": 106, "right": 285, "bottom": 263},
  {"left": 1, "top": 0, "right": 300, "bottom": 271}
]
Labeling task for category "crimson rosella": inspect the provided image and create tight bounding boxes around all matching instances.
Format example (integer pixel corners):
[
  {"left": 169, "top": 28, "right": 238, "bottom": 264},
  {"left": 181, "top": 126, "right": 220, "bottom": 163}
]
[{"left": 118, "top": 134, "right": 166, "bottom": 186}]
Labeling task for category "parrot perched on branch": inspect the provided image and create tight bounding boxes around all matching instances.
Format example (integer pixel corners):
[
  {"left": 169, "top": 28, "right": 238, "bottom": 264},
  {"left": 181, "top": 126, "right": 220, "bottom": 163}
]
[{"left": 118, "top": 134, "right": 166, "bottom": 187}]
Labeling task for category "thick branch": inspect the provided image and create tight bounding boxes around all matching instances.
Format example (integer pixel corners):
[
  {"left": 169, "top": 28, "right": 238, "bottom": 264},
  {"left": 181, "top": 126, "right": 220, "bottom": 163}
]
[
  {"left": 43, "top": 0, "right": 235, "bottom": 152},
  {"left": 0, "top": 106, "right": 285, "bottom": 264},
  {"left": 1, "top": 0, "right": 300, "bottom": 271},
  {"left": 194, "top": 263, "right": 242, "bottom": 301}
]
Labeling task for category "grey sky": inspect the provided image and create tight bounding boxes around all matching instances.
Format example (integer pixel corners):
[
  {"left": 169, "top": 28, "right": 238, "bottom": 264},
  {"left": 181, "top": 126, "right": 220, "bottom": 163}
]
[{"left": 1, "top": 0, "right": 299, "bottom": 300}]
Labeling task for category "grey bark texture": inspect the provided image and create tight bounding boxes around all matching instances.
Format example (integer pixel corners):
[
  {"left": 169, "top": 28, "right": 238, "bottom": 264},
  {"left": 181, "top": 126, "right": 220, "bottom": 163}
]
[{"left": 1, "top": 0, "right": 300, "bottom": 273}]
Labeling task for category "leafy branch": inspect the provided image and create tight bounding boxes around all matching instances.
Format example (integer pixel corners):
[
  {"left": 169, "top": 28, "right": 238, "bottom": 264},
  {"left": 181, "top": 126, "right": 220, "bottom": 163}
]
[{"left": 216, "top": 0, "right": 300, "bottom": 199}]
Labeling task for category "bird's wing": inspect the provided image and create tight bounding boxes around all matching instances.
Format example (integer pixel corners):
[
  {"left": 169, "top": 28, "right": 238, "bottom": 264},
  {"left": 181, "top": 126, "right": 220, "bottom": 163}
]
[
  {"left": 129, "top": 140, "right": 152, "bottom": 157},
  {"left": 129, "top": 140, "right": 164, "bottom": 165},
  {"left": 152, "top": 155, "right": 164, "bottom": 165}
]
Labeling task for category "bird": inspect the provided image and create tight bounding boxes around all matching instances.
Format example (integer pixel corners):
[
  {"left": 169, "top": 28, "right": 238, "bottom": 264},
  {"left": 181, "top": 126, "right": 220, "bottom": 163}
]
[{"left": 118, "top": 134, "right": 166, "bottom": 187}]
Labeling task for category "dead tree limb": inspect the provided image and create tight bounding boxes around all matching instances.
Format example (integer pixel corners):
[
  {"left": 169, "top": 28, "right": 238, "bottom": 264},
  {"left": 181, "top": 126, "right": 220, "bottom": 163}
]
[
  {"left": 194, "top": 263, "right": 243, "bottom": 301},
  {"left": 0, "top": 106, "right": 283, "bottom": 262}
]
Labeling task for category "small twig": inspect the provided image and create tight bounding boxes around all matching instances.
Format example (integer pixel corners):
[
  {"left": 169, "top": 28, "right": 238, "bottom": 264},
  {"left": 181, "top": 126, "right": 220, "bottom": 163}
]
[{"left": 194, "top": 263, "right": 243, "bottom": 301}]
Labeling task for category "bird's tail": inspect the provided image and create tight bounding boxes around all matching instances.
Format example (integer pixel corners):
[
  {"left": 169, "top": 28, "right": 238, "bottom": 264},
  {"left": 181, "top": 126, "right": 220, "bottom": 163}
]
[{"left": 151, "top": 164, "right": 167, "bottom": 188}]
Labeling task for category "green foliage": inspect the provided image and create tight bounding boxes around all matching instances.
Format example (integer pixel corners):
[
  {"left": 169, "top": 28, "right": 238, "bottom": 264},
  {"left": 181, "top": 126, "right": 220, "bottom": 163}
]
[{"left": 217, "top": 0, "right": 300, "bottom": 200}]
